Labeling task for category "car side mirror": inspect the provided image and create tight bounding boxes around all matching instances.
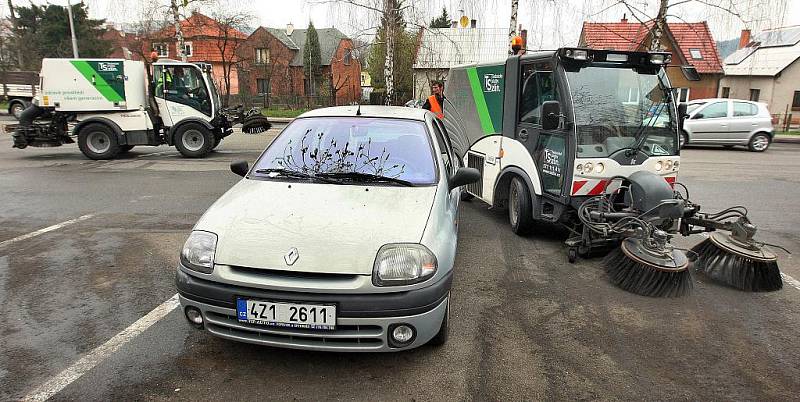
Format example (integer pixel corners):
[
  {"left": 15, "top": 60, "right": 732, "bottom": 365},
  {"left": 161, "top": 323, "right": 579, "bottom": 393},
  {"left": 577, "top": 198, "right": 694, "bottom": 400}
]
[
  {"left": 541, "top": 100, "right": 560, "bottom": 131},
  {"left": 230, "top": 160, "right": 249, "bottom": 177},
  {"left": 448, "top": 167, "right": 481, "bottom": 191}
]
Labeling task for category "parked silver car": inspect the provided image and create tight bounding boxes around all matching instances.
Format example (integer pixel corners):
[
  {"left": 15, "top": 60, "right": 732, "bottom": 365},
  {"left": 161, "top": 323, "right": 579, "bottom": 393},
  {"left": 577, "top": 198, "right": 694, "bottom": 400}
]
[
  {"left": 681, "top": 98, "right": 774, "bottom": 151},
  {"left": 177, "top": 106, "right": 480, "bottom": 352}
]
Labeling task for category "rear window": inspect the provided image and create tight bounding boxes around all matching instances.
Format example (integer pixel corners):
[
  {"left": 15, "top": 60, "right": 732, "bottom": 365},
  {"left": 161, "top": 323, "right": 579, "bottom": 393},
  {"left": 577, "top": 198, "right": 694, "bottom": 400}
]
[
  {"left": 733, "top": 101, "right": 758, "bottom": 117},
  {"left": 253, "top": 117, "right": 437, "bottom": 185}
]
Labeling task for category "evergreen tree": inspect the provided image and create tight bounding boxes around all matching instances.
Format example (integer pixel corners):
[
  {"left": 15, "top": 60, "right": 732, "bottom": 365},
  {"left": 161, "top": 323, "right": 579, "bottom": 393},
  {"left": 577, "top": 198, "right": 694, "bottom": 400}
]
[
  {"left": 429, "top": 7, "right": 450, "bottom": 28},
  {"left": 12, "top": 3, "right": 111, "bottom": 70},
  {"left": 303, "top": 22, "right": 322, "bottom": 96}
]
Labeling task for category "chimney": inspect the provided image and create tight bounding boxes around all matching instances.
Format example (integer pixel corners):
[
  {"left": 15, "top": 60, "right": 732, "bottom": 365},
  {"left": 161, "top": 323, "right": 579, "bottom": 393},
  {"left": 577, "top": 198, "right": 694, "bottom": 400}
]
[
  {"left": 738, "top": 29, "right": 751, "bottom": 48},
  {"left": 470, "top": 19, "right": 477, "bottom": 28},
  {"left": 621, "top": 13, "right": 628, "bottom": 23}
]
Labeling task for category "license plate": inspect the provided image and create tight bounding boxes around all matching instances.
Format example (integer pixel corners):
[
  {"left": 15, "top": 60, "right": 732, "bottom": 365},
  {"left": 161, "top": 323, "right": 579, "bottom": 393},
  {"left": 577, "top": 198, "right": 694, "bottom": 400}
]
[{"left": 236, "top": 299, "right": 336, "bottom": 330}]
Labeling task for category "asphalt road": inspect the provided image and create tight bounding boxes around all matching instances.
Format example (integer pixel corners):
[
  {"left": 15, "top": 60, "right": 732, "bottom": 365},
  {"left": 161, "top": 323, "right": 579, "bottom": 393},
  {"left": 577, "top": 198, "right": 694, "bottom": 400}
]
[{"left": 1, "top": 122, "right": 799, "bottom": 401}]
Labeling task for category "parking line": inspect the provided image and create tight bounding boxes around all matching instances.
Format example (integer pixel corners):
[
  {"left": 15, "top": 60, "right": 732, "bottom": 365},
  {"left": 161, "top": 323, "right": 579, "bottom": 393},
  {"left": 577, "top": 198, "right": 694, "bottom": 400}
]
[
  {"left": 0, "top": 214, "right": 94, "bottom": 249},
  {"left": 782, "top": 273, "right": 800, "bottom": 291},
  {"left": 23, "top": 294, "right": 180, "bottom": 402}
]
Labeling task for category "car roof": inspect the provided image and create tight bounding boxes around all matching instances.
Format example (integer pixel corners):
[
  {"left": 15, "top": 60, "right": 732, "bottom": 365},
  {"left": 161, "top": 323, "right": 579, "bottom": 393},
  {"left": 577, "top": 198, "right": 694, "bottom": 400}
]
[
  {"left": 297, "top": 105, "right": 432, "bottom": 121},
  {"left": 689, "top": 98, "right": 760, "bottom": 104}
]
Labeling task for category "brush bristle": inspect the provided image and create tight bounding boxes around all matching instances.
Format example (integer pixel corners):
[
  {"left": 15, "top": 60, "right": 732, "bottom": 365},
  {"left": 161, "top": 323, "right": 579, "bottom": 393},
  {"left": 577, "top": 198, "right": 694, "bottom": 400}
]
[
  {"left": 690, "top": 239, "right": 782, "bottom": 292},
  {"left": 604, "top": 247, "right": 693, "bottom": 297}
]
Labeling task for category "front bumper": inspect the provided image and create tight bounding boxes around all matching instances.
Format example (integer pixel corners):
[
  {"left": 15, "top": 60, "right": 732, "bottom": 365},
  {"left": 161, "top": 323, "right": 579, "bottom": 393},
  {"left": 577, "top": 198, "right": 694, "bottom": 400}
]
[{"left": 177, "top": 269, "right": 452, "bottom": 352}]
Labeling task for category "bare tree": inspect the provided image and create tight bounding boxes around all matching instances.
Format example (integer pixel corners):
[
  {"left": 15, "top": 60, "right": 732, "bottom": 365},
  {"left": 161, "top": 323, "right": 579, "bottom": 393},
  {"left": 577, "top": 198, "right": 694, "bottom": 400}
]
[{"left": 201, "top": 10, "right": 251, "bottom": 107}]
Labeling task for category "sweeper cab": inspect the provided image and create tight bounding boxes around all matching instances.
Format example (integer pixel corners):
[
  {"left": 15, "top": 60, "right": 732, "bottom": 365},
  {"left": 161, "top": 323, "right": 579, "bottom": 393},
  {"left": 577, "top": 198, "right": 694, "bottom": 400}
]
[
  {"left": 10, "top": 58, "right": 270, "bottom": 160},
  {"left": 442, "top": 47, "right": 786, "bottom": 297}
]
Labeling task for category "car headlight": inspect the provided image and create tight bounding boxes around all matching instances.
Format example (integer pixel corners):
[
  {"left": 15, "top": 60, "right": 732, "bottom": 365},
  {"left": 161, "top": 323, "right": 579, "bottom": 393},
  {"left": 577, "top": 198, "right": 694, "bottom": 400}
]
[
  {"left": 181, "top": 231, "right": 217, "bottom": 274},
  {"left": 373, "top": 244, "right": 437, "bottom": 286}
]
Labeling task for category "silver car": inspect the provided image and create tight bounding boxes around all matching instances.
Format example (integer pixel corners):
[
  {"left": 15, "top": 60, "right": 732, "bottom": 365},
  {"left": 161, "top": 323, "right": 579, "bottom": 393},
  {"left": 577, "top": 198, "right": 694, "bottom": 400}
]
[
  {"left": 681, "top": 98, "right": 774, "bottom": 151},
  {"left": 176, "top": 106, "right": 479, "bottom": 352}
]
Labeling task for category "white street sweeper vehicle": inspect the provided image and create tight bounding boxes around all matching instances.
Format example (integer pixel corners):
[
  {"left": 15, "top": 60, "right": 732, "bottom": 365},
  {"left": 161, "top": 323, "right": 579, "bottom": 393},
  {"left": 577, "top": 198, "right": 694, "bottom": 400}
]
[
  {"left": 443, "top": 47, "right": 787, "bottom": 297},
  {"left": 10, "top": 58, "right": 270, "bottom": 159}
]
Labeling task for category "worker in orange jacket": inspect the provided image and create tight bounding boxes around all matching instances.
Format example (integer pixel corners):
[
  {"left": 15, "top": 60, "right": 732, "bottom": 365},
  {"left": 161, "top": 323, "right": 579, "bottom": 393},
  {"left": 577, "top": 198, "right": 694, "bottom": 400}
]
[{"left": 422, "top": 80, "right": 445, "bottom": 119}]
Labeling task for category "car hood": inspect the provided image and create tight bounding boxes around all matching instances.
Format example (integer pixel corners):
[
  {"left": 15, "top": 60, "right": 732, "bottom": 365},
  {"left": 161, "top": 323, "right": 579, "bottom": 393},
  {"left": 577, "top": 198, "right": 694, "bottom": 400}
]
[{"left": 196, "top": 179, "right": 437, "bottom": 275}]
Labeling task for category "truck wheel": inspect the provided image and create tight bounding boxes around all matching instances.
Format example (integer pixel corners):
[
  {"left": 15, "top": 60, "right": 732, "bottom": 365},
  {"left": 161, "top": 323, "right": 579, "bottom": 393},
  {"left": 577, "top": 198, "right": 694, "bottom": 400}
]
[
  {"left": 9, "top": 102, "right": 26, "bottom": 120},
  {"left": 78, "top": 123, "right": 120, "bottom": 160},
  {"left": 748, "top": 132, "right": 770, "bottom": 152},
  {"left": 508, "top": 176, "right": 534, "bottom": 235},
  {"left": 175, "top": 123, "right": 214, "bottom": 158},
  {"left": 427, "top": 294, "right": 449, "bottom": 346}
]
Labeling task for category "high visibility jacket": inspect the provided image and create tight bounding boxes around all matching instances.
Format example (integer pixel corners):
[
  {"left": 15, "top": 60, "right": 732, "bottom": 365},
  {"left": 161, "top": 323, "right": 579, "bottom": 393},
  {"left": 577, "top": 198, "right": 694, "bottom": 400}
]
[{"left": 428, "top": 95, "right": 444, "bottom": 119}]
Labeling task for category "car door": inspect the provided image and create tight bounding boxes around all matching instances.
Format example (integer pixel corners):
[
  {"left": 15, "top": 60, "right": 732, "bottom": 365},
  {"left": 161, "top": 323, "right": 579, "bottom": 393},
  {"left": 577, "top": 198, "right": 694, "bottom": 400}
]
[
  {"left": 729, "top": 101, "right": 760, "bottom": 144},
  {"left": 688, "top": 100, "right": 730, "bottom": 143}
]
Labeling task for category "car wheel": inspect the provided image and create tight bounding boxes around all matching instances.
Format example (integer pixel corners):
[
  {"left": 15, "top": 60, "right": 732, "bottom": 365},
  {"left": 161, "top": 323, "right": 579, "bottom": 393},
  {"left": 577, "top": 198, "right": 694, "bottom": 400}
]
[
  {"left": 119, "top": 145, "right": 135, "bottom": 153},
  {"left": 679, "top": 131, "right": 689, "bottom": 149},
  {"left": 175, "top": 123, "right": 214, "bottom": 158},
  {"left": 508, "top": 176, "right": 534, "bottom": 235},
  {"left": 10, "top": 102, "right": 25, "bottom": 120},
  {"left": 748, "top": 133, "right": 770, "bottom": 152},
  {"left": 77, "top": 123, "right": 120, "bottom": 160},
  {"left": 427, "top": 295, "right": 449, "bottom": 346}
]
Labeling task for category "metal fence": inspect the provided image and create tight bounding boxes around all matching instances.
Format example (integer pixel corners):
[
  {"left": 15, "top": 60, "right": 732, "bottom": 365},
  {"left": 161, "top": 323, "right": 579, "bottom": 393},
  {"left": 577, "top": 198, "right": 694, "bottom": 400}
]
[{"left": 772, "top": 113, "right": 800, "bottom": 131}]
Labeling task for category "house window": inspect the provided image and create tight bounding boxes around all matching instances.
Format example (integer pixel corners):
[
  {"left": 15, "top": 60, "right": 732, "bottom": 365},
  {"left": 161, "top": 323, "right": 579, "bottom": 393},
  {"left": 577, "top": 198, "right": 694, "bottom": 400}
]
[
  {"left": 256, "top": 78, "right": 270, "bottom": 95},
  {"left": 182, "top": 42, "right": 193, "bottom": 58},
  {"left": 749, "top": 88, "right": 760, "bottom": 102},
  {"left": 792, "top": 91, "right": 800, "bottom": 110},
  {"left": 689, "top": 48, "right": 703, "bottom": 60},
  {"left": 255, "top": 48, "right": 270, "bottom": 64},
  {"left": 343, "top": 49, "right": 352, "bottom": 66},
  {"left": 721, "top": 87, "right": 730, "bottom": 98},
  {"left": 153, "top": 43, "right": 168, "bottom": 57},
  {"left": 675, "top": 88, "right": 690, "bottom": 102}
]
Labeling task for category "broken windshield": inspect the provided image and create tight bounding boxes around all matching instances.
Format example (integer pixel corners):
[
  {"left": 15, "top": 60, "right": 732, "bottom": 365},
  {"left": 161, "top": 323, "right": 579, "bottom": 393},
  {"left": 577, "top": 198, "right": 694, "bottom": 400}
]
[{"left": 566, "top": 67, "right": 678, "bottom": 158}]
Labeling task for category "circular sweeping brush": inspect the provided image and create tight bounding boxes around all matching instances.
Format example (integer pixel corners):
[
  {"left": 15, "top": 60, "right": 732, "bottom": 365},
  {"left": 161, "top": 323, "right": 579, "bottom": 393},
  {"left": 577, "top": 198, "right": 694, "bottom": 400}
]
[
  {"left": 605, "top": 234, "right": 692, "bottom": 298},
  {"left": 242, "top": 115, "right": 272, "bottom": 134},
  {"left": 689, "top": 232, "right": 781, "bottom": 291}
]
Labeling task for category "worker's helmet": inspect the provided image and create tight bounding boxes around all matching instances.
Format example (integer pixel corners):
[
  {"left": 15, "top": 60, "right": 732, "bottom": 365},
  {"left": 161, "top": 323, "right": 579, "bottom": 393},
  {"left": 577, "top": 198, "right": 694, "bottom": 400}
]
[{"left": 149, "top": 51, "right": 159, "bottom": 62}]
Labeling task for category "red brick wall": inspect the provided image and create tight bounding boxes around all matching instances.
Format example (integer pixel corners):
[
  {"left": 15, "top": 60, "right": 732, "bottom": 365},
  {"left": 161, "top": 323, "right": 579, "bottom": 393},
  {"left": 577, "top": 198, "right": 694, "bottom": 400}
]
[
  {"left": 237, "top": 28, "right": 296, "bottom": 97},
  {"left": 329, "top": 39, "right": 362, "bottom": 105}
]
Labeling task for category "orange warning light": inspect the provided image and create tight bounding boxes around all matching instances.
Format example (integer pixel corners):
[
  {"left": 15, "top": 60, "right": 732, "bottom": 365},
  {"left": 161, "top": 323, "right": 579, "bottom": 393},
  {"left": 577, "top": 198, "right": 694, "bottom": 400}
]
[{"left": 511, "top": 35, "right": 524, "bottom": 55}]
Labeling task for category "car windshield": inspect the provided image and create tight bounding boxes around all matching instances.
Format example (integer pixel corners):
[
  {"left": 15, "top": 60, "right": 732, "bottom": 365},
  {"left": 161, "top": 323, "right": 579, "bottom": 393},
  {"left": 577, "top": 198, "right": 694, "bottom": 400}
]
[
  {"left": 567, "top": 67, "right": 678, "bottom": 158},
  {"left": 252, "top": 117, "right": 437, "bottom": 185}
]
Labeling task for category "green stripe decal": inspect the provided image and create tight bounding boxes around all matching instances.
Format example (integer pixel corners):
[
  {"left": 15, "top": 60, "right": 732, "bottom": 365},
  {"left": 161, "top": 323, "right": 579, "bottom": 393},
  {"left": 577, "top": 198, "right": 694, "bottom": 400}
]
[
  {"left": 467, "top": 67, "right": 495, "bottom": 134},
  {"left": 70, "top": 60, "right": 125, "bottom": 102}
]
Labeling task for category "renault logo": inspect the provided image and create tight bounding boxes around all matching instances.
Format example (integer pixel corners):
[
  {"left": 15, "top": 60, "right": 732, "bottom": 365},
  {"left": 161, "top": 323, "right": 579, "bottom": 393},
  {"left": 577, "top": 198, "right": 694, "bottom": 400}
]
[{"left": 284, "top": 247, "right": 299, "bottom": 265}]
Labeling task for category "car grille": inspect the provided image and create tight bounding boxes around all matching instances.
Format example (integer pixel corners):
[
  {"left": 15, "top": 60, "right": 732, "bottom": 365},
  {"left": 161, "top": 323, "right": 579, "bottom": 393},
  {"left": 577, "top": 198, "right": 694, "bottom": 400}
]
[
  {"left": 229, "top": 265, "right": 360, "bottom": 282},
  {"left": 204, "top": 311, "right": 384, "bottom": 349},
  {"left": 467, "top": 152, "right": 484, "bottom": 196}
]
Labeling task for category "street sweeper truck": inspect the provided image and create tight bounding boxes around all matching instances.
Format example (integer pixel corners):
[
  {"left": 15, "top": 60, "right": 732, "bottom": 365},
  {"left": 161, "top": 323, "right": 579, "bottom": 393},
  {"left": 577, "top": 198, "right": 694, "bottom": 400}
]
[
  {"left": 442, "top": 47, "right": 786, "bottom": 297},
  {"left": 9, "top": 58, "right": 270, "bottom": 159}
]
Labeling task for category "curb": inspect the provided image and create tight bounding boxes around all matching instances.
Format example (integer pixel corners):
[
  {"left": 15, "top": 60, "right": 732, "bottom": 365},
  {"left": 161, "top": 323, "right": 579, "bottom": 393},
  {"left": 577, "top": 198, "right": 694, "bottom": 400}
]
[
  {"left": 774, "top": 135, "right": 800, "bottom": 144},
  {"left": 266, "top": 117, "right": 294, "bottom": 124}
]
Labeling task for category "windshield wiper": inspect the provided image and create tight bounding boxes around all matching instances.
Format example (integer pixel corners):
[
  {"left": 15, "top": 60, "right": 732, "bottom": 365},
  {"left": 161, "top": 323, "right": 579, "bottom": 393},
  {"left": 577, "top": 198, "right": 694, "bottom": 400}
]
[
  {"left": 317, "top": 171, "right": 415, "bottom": 186},
  {"left": 253, "top": 168, "right": 341, "bottom": 184}
]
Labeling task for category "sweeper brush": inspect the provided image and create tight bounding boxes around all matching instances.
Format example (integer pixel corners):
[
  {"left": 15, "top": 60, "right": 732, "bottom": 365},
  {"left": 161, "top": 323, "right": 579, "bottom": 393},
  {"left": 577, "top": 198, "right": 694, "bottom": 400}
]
[
  {"left": 690, "top": 231, "right": 781, "bottom": 292},
  {"left": 605, "top": 236, "right": 692, "bottom": 297},
  {"left": 242, "top": 115, "right": 272, "bottom": 134}
]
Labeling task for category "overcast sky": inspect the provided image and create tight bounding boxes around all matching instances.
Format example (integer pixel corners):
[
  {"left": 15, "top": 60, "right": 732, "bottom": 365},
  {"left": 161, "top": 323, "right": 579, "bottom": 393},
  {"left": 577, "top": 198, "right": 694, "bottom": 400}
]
[{"left": 4, "top": 0, "right": 798, "bottom": 46}]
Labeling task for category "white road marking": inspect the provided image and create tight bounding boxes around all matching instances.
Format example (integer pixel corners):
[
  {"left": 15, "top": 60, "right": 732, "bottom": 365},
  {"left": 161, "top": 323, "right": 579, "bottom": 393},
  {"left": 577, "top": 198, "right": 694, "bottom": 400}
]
[
  {"left": 23, "top": 294, "right": 180, "bottom": 402},
  {"left": 0, "top": 214, "right": 94, "bottom": 249},
  {"left": 781, "top": 273, "right": 800, "bottom": 291}
]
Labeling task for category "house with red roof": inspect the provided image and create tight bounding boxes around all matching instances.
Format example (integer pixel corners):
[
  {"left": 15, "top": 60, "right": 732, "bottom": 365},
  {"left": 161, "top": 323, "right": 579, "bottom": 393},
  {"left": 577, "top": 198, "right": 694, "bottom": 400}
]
[
  {"left": 148, "top": 12, "right": 248, "bottom": 96},
  {"left": 579, "top": 17, "right": 723, "bottom": 101}
]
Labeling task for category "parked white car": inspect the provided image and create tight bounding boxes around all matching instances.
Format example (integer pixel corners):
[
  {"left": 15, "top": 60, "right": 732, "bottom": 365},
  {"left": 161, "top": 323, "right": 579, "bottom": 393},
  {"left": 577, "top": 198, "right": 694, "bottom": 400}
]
[
  {"left": 177, "top": 106, "right": 479, "bottom": 352},
  {"left": 681, "top": 98, "right": 774, "bottom": 151}
]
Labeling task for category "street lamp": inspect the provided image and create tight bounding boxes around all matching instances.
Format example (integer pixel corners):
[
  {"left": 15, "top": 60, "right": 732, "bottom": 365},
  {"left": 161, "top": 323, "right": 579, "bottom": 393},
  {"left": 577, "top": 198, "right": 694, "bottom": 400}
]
[{"left": 66, "top": 0, "right": 79, "bottom": 58}]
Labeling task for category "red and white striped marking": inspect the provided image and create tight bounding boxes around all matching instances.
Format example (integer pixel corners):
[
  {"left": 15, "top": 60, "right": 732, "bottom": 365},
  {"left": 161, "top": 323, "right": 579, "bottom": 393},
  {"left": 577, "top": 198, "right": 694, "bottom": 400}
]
[{"left": 571, "top": 176, "right": 676, "bottom": 196}]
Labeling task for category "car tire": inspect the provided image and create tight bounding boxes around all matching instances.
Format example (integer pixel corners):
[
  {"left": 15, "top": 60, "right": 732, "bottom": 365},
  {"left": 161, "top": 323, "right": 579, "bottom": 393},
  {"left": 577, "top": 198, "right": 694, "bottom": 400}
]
[
  {"left": 679, "top": 131, "right": 689, "bottom": 149},
  {"left": 9, "top": 102, "right": 25, "bottom": 120},
  {"left": 748, "top": 132, "right": 770, "bottom": 152},
  {"left": 175, "top": 123, "right": 214, "bottom": 158},
  {"left": 119, "top": 145, "right": 135, "bottom": 153},
  {"left": 508, "top": 176, "right": 534, "bottom": 235},
  {"left": 427, "top": 295, "right": 449, "bottom": 346},
  {"left": 77, "top": 123, "right": 120, "bottom": 160}
]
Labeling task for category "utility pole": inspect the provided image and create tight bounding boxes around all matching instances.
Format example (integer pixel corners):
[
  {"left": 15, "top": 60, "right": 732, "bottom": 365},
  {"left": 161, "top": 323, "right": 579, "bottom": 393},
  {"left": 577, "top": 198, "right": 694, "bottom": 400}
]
[
  {"left": 508, "top": 0, "right": 519, "bottom": 53},
  {"left": 66, "top": 0, "right": 79, "bottom": 58}
]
